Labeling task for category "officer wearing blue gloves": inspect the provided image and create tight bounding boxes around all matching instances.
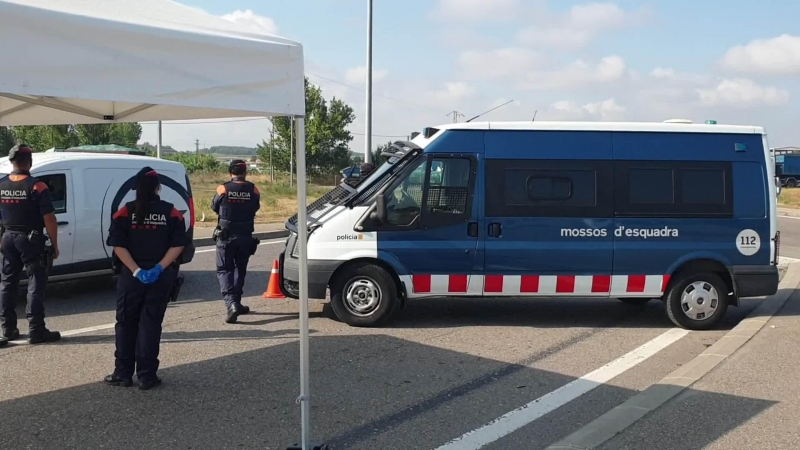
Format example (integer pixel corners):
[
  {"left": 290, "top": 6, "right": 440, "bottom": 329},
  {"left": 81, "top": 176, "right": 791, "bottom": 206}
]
[{"left": 104, "top": 167, "right": 186, "bottom": 390}]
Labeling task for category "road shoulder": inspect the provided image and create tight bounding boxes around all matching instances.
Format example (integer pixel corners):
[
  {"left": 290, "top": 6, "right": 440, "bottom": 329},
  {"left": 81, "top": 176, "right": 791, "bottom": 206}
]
[{"left": 546, "top": 262, "right": 800, "bottom": 450}]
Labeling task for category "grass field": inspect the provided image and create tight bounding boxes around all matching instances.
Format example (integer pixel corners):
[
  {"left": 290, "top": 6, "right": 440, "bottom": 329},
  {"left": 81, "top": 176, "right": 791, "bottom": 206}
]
[
  {"left": 189, "top": 173, "right": 331, "bottom": 226},
  {"left": 778, "top": 189, "right": 800, "bottom": 209}
]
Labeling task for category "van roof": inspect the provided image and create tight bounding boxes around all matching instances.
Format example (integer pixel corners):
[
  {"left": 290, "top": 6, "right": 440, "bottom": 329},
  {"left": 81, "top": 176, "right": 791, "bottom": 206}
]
[
  {"left": 0, "top": 152, "right": 186, "bottom": 172},
  {"left": 431, "top": 121, "right": 766, "bottom": 135}
]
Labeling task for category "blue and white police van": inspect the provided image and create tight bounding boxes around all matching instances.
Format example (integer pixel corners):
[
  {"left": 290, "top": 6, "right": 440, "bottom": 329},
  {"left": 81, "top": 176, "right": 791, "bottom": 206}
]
[{"left": 279, "top": 120, "right": 780, "bottom": 330}]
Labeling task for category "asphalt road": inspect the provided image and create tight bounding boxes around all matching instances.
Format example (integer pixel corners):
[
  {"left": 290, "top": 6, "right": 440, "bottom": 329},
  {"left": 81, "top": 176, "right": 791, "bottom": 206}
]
[
  {"left": 0, "top": 224, "right": 796, "bottom": 450},
  {"left": 778, "top": 216, "right": 800, "bottom": 260}
]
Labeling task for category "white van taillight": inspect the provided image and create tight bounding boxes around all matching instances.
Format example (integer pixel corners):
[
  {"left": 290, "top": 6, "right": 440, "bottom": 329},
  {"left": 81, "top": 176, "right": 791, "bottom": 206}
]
[{"left": 188, "top": 196, "right": 196, "bottom": 228}]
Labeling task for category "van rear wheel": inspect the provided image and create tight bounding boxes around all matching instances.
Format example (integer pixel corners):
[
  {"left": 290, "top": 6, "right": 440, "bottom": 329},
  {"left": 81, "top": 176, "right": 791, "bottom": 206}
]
[
  {"left": 664, "top": 272, "right": 729, "bottom": 330},
  {"left": 330, "top": 263, "right": 399, "bottom": 327}
]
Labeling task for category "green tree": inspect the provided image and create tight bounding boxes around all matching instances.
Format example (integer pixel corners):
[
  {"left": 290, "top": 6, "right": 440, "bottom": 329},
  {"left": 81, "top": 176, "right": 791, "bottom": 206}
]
[
  {"left": 257, "top": 78, "right": 355, "bottom": 177},
  {"left": 10, "top": 125, "right": 78, "bottom": 151},
  {"left": 75, "top": 123, "right": 142, "bottom": 147},
  {"left": 0, "top": 127, "right": 15, "bottom": 156}
]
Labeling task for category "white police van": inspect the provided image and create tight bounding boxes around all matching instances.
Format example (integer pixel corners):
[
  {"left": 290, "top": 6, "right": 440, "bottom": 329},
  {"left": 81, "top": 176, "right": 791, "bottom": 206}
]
[
  {"left": 0, "top": 151, "right": 196, "bottom": 281},
  {"left": 279, "top": 121, "right": 779, "bottom": 330}
]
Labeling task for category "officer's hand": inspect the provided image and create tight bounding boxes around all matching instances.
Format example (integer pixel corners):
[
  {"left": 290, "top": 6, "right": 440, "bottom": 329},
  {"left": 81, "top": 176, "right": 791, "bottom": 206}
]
[
  {"left": 150, "top": 264, "right": 164, "bottom": 280},
  {"left": 133, "top": 268, "right": 153, "bottom": 284},
  {"left": 52, "top": 246, "right": 59, "bottom": 260}
]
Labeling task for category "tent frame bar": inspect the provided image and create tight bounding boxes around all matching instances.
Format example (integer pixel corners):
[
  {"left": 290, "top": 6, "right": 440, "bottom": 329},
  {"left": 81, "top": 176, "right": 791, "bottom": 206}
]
[{"left": 0, "top": 93, "right": 157, "bottom": 122}]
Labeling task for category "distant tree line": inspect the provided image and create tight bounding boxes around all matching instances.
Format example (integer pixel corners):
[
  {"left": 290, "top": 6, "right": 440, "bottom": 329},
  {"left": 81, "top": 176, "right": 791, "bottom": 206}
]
[{"left": 0, "top": 123, "right": 143, "bottom": 156}]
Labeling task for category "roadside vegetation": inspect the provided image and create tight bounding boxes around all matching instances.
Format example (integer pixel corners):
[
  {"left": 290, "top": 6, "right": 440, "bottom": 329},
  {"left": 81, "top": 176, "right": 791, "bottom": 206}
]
[{"left": 779, "top": 189, "right": 800, "bottom": 209}]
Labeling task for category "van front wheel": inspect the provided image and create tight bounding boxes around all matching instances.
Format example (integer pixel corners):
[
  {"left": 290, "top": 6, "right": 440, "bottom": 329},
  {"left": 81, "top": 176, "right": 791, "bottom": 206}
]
[
  {"left": 330, "top": 263, "right": 399, "bottom": 327},
  {"left": 664, "top": 272, "right": 729, "bottom": 330}
]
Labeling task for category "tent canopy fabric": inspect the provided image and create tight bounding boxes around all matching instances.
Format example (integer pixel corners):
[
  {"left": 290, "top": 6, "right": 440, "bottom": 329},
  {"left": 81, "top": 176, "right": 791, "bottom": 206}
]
[{"left": 0, "top": 0, "right": 305, "bottom": 126}]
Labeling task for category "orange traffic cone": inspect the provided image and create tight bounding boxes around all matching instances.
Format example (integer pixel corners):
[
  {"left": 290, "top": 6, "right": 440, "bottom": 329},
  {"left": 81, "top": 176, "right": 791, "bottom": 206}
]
[{"left": 263, "top": 259, "right": 285, "bottom": 299}]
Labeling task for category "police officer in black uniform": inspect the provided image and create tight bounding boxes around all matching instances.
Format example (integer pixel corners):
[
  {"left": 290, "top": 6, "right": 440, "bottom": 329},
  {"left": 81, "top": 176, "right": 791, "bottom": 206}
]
[
  {"left": 0, "top": 144, "right": 61, "bottom": 345},
  {"left": 104, "top": 167, "right": 186, "bottom": 390},
  {"left": 212, "top": 159, "right": 260, "bottom": 324}
]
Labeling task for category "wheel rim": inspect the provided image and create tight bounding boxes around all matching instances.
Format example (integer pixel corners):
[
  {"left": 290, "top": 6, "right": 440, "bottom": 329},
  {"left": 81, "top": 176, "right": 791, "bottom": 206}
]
[
  {"left": 680, "top": 281, "right": 719, "bottom": 321},
  {"left": 343, "top": 277, "right": 382, "bottom": 317}
]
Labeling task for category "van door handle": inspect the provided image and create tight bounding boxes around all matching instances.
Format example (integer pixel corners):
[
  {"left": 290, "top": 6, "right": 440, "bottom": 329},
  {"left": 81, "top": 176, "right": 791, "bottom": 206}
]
[
  {"left": 57, "top": 221, "right": 69, "bottom": 226},
  {"left": 467, "top": 222, "right": 478, "bottom": 237},
  {"left": 488, "top": 222, "right": 501, "bottom": 237}
]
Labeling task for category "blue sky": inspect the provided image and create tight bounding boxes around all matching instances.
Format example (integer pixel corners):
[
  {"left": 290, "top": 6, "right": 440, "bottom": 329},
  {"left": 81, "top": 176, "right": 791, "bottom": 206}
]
[{"left": 141, "top": 0, "right": 800, "bottom": 152}]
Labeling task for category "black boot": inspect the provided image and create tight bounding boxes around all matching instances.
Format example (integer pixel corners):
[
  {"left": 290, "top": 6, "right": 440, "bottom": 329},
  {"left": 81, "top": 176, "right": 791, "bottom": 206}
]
[
  {"left": 2, "top": 328, "right": 20, "bottom": 341},
  {"left": 225, "top": 304, "right": 241, "bottom": 324},
  {"left": 139, "top": 377, "right": 162, "bottom": 391},
  {"left": 28, "top": 329, "right": 61, "bottom": 345},
  {"left": 238, "top": 304, "right": 251, "bottom": 315},
  {"left": 0, "top": 336, "right": 7, "bottom": 348},
  {"left": 104, "top": 374, "right": 133, "bottom": 387}
]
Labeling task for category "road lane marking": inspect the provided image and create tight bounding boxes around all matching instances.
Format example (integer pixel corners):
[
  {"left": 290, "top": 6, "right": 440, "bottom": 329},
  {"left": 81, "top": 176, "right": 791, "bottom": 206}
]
[
  {"left": 195, "top": 238, "right": 285, "bottom": 254},
  {"left": 434, "top": 328, "right": 690, "bottom": 450},
  {"left": 778, "top": 215, "right": 800, "bottom": 220},
  {"left": 7, "top": 323, "right": 117, "bottom": 346}
]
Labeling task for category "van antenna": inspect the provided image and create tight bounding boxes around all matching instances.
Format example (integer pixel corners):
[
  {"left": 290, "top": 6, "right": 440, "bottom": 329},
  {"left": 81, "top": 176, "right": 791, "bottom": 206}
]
[
  {"left": 466, "top": 99, "right": 515, "bottom": 123},
  {"left": 532, "top": 110, "right": 538, "bottom": 122}
]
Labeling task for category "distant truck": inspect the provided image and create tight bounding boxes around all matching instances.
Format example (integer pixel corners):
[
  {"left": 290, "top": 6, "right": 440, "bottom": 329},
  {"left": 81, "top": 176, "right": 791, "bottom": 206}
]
[{"left": 774, "top": 148, "right": 800, "bottom": 188}]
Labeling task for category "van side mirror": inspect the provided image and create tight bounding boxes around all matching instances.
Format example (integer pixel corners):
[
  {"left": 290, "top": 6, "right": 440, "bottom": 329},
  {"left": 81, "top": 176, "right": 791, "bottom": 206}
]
[{"left": 373, "top": 194, "right": 388, "bottom": 224}]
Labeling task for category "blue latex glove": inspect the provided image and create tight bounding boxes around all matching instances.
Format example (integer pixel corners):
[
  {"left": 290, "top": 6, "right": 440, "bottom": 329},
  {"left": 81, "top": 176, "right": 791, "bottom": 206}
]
[
  {"left": 149, "top": 264, "right": 164, "bottom": 280},
  {"left": 133, "top": 268, "right": 154, "bottom": 284}
]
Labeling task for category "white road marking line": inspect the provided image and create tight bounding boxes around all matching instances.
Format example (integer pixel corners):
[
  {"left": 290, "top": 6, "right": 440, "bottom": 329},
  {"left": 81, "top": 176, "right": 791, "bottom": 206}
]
[
  {"left": 8, "top": 323, "right": 117, "bottom": 345},
  {"left": 434, "top": 328, "right": 690, "bottom": 450},
  {"left": 778, "top": 215, "right": 800, "bottom": 220},
  {"left": 195, "top": 238, "right": 285, "bottom": 254}
]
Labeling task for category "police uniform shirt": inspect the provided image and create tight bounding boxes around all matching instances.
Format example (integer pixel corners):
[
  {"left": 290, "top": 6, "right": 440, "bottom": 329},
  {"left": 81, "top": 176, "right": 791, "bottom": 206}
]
[
  {"left": 107, "top": 198, "right": 186, "bottom": 268},
  {"left": 0, "top": 171, "right": 55, "bottom": 232},
  {"left": 211, "top": 178, "right": 260, "bottom": 235}
]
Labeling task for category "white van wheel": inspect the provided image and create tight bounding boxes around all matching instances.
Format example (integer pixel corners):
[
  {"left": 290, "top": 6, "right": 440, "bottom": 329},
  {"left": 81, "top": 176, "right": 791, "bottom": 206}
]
[
  {"left": 664, "top": 272, "right": 729, "bottom": 330},
  {"left": 330, "top": 263, "right": 399, "bottom": 327}
]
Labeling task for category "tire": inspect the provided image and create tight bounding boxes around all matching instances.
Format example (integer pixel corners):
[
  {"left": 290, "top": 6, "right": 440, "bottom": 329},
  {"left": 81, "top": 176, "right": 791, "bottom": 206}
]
[
  {"left": 329, "top": 263, "right": 400, "bottom": 327},
  {"left": 618, "top": 298, "right": 652, "bottom": 306},
  {"left": 788, "top": 178, "right": 798, "bottom": 188},
  {"left": 664, "top": 272, "right": 729, "bottom": 330}
]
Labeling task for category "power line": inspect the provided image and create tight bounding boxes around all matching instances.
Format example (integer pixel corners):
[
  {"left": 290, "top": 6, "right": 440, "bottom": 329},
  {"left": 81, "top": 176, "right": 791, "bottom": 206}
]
[{"left": 305, "top": 71, "right": 439, "bottom": 114}]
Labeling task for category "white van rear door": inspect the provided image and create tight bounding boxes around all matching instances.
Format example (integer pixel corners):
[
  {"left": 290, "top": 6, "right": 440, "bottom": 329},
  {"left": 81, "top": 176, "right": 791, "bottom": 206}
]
[{"left": 34, "top": 169, "right": 76, "bottom": 266}]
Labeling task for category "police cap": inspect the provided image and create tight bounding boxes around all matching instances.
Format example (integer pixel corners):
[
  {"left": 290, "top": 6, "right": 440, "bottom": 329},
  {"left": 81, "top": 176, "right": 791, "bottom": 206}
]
[
  {"left": 8, "top": 144, "right": 33, "bottom": 162},
  {"left": 229, "top": 159, "right": 247, "bottom": 173}
]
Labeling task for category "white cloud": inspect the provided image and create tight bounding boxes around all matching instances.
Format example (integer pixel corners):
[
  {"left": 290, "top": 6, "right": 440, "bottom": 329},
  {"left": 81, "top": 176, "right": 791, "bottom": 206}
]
[
  {"left": 458, "top": 48, "right": 542, "bottom": 79},
  {"left": 517, "top": 3, "right": 648, "bottom": 50},
  {"left": 721, "top": 34, "right": 800, "bottom": 75},
  {"left": 550, "top": 98, "right": 626, "bottom": 120},
  {"left": 696, "top": 78, "right": 790, "bottom": 107},
  {"left": 423, "top": 82, "right": 477, "bottom": 104},
  {"left": 221, "top": 10, "right": 279, "bottom": 35},
  {"left": 344, "top": 66, "right": 388, "bottom": 84},
  {"left": 428, "top": 0, "right": 520, "bottom": 21},
  {"left": 649, "top": 67, "right": 711, "bottom": 84},
  {"left": 519, "top": 56, "right": 627, "bottom": 89}
]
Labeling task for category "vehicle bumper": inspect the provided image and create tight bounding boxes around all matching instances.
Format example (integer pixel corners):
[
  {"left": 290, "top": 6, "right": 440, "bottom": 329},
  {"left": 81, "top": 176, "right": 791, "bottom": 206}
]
[
  {"left": 732, "top": 265, "right": 779, "bottom": 298},
  {"left": 279, "top": 251, "right": 340, "bottom": 300}
]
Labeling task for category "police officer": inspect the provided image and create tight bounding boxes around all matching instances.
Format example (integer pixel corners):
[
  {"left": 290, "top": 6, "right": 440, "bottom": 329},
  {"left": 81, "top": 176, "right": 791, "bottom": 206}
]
[
  {"left": 104, "top": 167, "right": 186, "bottom": 390},
  {"left": 0, "top": 144, "right": 61, "bottom": 345},
  {"left": 212, "top": 159, "right": 260, "bottom": 324}
]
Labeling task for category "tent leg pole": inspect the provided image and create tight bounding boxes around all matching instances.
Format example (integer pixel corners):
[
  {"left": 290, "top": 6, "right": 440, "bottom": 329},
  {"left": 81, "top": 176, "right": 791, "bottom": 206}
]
[{"left": 287, "top": 117, "right": 327, "bottom": 450}]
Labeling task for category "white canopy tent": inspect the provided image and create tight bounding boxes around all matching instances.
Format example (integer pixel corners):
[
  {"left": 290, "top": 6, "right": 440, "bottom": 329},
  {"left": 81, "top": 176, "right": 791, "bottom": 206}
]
[{"left": 0, "top": 0, "right": 317, "bottom": 448}]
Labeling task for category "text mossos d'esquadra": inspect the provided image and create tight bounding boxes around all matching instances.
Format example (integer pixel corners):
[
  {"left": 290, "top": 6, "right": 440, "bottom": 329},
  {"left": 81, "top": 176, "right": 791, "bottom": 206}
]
[{"left": 561, "top": 226, "right": 679, "bottom": 239}]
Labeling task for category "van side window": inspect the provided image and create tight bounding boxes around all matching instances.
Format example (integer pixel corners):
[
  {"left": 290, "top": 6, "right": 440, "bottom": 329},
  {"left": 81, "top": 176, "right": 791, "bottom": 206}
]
[
  {"left": 384, "top": 158, "right": 426, "bottom": 227},
  {"left": 485, "top": 160, "right": 614, "bottom": 218},
  {"left": 425, "top": 158, "right": 471, "bottom": 215},
  {"left": 37, "top": 174, "right": 67, "bottom": 214},
  {"left": 615, "top": 161, "right": 732, "bottom": 217}
]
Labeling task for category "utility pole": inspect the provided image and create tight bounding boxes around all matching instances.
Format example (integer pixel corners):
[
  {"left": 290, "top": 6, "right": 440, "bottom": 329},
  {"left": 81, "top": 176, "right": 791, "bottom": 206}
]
[
  {"left": 157, "top": 121, "right": 162, "bottom": 159},
  {"left": 269, "top": 128, "right": 275, "bottom": 183},
  {"left": 447, "top": 111, "right": 464, "bottom": 123},
  {"left": 364, "top": 0, "right": 373, "bottom": 164},
  {"left": 290, "top": 120, "right": 294, "bottom": 188},
  {"left": 195, "top": 139, "right": 199, "bottom": 155}
]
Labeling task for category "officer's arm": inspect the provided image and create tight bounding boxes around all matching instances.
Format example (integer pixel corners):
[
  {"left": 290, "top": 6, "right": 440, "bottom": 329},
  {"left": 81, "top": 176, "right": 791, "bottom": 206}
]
[
  {"left": 33, "top": 181, "right": 58, "bottom": 252},
  {"left": 157, "top": 207, "right": 186, "bottom": 269},
  {"left": 107, "top": 206, "right": 139, "bottom": 273},
  {"left": 211, "top": 185, "right": 226, "bottom": 213},
  {"left": 252, "top": 185, "right": 261, "bottom": 212}
]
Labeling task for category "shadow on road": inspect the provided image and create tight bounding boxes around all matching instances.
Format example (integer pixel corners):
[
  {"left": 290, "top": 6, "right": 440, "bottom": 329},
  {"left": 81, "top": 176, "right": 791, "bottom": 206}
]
[{"left": 0, "top": 334, "right": 778, "bottom": 450}]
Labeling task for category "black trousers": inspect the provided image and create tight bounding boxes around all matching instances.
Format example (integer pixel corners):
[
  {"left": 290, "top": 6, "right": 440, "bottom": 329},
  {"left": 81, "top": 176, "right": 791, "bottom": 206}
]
[
  {"left": 114, "top": 265, "right": 176, "bottom": 382},
  {"left": 215, "top": 235, "right": 254, "bottom": 308},
  {"left": 0, "top": 232, "right": 47, "bottom": 333}
]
